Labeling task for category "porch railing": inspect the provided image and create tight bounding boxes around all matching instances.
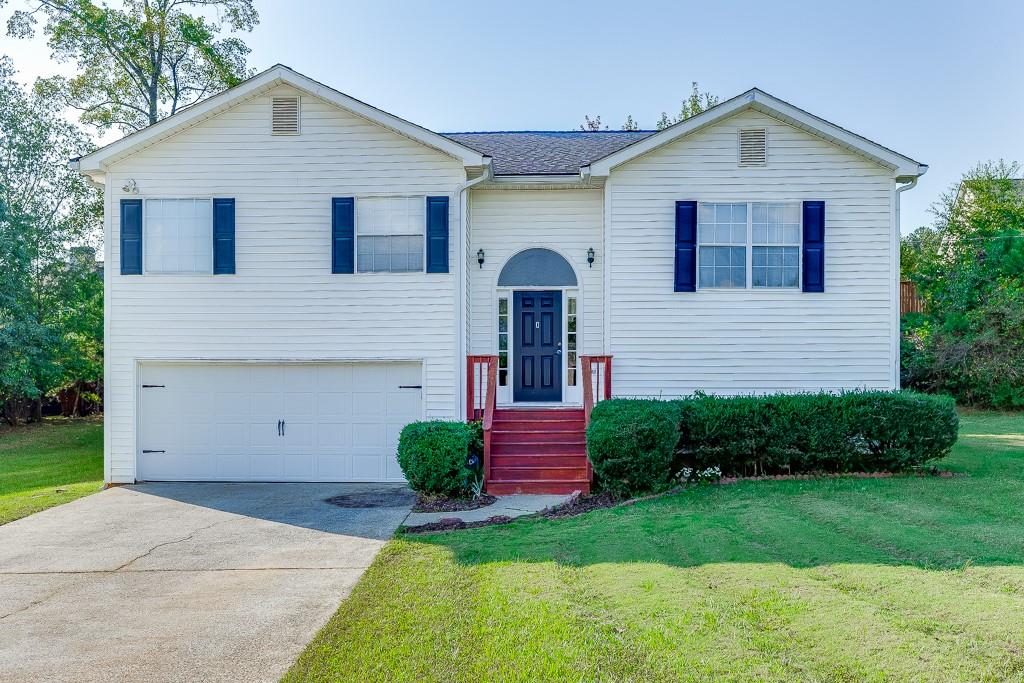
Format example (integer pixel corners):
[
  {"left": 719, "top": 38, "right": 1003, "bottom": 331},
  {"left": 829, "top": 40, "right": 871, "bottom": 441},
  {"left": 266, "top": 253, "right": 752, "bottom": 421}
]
[
  {"left": 581, "top": 355, "right": 612, "bottom": 484},
  {"left": 581, "top": 355, "right": 613, "bottom": 426},
  {"left": 466, "top": 355, "right": 498, "bottom": 483}
]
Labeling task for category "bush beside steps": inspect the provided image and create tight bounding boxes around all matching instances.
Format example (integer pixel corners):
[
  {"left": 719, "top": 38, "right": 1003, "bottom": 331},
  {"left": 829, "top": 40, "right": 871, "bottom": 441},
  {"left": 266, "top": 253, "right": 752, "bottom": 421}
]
[
  {"left": 587, "top": 391, "right": 959, "bottom": 498},
  {"left": 397, "top": 421, "right": 482, "bottom": 497}
]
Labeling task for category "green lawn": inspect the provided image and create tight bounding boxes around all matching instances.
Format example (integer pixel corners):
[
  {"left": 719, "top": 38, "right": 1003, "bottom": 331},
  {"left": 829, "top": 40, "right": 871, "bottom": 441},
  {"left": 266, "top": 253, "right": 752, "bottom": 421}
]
[
  {"left": 0, "top": 416, "right": 104, "bottom": 525},
  {"left": 286, "top": 411, "right": 1024, "bottom": 683}
]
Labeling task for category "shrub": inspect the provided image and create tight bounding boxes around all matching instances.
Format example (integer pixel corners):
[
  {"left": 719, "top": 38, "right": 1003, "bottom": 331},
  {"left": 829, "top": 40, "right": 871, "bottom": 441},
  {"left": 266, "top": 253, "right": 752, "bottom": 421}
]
[
  {"left": 586, "top": 399, "right": 679, "bottom": 497},
  {"left": 677, "top": 391, "right": 958, "bottom": 477},
  {"left": 587, "top": 392, "right": 959, "bottom": 492},
  {"left": 397, "top": 421, "right": 479, "bottom": 497}
]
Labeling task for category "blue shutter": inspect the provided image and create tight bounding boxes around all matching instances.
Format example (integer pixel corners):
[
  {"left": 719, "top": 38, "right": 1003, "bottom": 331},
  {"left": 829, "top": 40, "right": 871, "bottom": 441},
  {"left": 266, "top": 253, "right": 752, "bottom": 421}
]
[
  {"left": 120, "top": 199, "right": 143, "bottom": 275},
  {"left": 674, "top": 201, "right": 697, "bottom": 292},
  {"left": 331, "top": 197, "right": 355, "bottom": 274},
  {"left": 802, "top": 201, "right": 825, "bottom": 292},
  {"left": 212, "top": 198, "right": 235, "bottom": 274},
  {"left": 425, "top": 196, "right": 449, "bottom": 273}
]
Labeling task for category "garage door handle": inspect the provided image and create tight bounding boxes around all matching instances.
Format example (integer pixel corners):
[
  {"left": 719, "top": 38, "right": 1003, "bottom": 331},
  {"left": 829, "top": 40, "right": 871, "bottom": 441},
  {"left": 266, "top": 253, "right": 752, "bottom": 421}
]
[
  {"left": 142, "top": 449, "right": 165, "bottom": 454},
  {"left": 142, "top": 384, "right": 165, "bottom": 388},
  {"left": 277, "top": 419, "right": 282, "bottom": 436},
  {"left": 399, "top": 385, "right": 422, "bottom": 389}
]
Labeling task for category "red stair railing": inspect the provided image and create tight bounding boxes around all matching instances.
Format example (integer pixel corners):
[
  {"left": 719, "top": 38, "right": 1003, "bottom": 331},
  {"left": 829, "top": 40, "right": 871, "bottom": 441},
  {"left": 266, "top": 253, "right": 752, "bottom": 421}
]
[
  {"left": 466, "top": 355, "right": 498, "bottom": 483},
  {"left": 581, "top": 355, "right": 612, "bottom": 483}
]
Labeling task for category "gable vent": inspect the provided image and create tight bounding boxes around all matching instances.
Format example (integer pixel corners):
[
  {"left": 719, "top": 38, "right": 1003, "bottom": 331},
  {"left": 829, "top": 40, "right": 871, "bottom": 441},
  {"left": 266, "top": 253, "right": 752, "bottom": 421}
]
[
  {"left": 271, "top": 96, "right": 300, "bottom": 135},
  {"left": 738, "top": 128, "right": 767, "bottom": 165}
]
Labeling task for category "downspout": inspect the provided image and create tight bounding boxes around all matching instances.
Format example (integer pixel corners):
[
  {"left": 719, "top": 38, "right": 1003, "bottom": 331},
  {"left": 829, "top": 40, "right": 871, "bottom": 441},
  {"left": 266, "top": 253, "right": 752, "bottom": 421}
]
[
  {"left": 456, "top": 159, "right": 493, "bottom": 419},
  {"left": 892, "top": 165, "right": 927, "bottom": 388}
]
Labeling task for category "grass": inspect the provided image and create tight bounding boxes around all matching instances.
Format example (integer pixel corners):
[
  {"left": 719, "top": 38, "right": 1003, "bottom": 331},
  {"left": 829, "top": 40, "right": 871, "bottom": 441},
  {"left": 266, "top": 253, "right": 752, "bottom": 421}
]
[
  {"left": 0, "top": 416, "right": 104, "bottom": 525},
  {"left": 286, "top": 410, "right": 1024, "bottom": 682}
]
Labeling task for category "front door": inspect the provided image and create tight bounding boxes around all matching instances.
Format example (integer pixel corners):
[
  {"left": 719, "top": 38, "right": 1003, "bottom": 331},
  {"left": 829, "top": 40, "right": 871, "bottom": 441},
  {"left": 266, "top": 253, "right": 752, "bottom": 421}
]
[{"left": 513, "top": 290, "right": 562, "bottom": 402}]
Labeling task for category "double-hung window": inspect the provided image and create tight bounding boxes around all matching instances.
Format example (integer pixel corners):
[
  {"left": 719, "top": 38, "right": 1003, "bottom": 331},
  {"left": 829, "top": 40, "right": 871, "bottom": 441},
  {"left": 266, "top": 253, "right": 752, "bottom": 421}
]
[
  {"left": 697, "top": 201, "right": 801, "bottom": 289},
  {"left": 144, "top": 199, "right": 213, "bottom": 274},
  {"left": 356, "top": 196, "right": 425, "bottom": 273}
]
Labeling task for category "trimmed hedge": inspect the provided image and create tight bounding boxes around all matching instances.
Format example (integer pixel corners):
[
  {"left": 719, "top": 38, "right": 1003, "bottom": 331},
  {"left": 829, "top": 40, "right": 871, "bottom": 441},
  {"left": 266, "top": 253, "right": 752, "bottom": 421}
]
[
  {"left": 587, "top": 391, "right": 959, "bottom": 495},
  {"left": 586, "top": 399, "right": 680, "bottom": 497},
  {"left": 397, "top": 421, "right": 480, "bottom": 496}
]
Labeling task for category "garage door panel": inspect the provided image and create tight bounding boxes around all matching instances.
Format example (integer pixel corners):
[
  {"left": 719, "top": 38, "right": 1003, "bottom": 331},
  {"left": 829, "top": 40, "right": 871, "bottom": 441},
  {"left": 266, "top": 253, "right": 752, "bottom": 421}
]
[{"left": 139, "top": 362, "right": 421, "bottom": 482}]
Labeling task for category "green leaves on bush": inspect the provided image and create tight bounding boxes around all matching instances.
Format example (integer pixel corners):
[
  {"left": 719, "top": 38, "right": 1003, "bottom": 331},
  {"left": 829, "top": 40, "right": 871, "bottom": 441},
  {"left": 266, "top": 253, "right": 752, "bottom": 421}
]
[
  {"left": 585, "top": 400, "right": 679, "bottom": 497},
  {"left": 397, "top": 421, "right": 479, "bottom": 496},
  {"left": 587, "top": 391, "right": 959, "bottom": 494}
]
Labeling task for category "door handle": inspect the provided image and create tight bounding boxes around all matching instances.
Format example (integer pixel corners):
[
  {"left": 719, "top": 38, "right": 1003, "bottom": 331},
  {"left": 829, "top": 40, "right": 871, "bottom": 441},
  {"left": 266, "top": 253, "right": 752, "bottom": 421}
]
[
  {"left": 277, "top": 419, "right": 282, "bottom": 436},
  {"left": 281, "top": 420, "right": 285, "bottom": 436}
]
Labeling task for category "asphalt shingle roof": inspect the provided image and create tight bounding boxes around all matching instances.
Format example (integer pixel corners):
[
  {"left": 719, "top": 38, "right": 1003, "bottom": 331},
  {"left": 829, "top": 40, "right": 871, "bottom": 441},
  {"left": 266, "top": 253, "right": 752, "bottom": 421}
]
[{"left": 442, "top": 130, "right": 656, "bottom": 176}]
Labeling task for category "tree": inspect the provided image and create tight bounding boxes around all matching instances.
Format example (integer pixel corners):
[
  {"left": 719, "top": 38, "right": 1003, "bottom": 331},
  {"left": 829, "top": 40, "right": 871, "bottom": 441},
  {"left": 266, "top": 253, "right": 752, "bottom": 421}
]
[
  {"left": 901, "top": 160, "right": 1024, "bottom": 408},
  {"left": 900, "top": 225, "right": 940, "bottom": 279},
  {"left": 579, "top": 82, "right": 718, "bottom": 132},
  {"left": 580, "top": 114, "right": 606, "bottom": 131},
  {"left": 656, "top": 82, "right": 719, "bottom": 130},
  {"left": 4, "top": 0, "right": 258, "bottom": 133},
  {"left": 0, "top": 56, "right": 101, "bottom": 423}
]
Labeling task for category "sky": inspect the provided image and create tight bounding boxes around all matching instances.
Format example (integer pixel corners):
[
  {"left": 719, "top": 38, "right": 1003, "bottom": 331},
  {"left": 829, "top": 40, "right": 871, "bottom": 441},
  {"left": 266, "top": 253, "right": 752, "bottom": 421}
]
[{"left": 3, "top": 0, "right": 1023, "bottom": 234}]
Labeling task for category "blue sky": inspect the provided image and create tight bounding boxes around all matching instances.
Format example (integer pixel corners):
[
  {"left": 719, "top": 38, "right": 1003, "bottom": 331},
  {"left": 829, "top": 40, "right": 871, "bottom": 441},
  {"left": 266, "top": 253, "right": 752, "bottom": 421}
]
[{"left": 5, "top": 0, "right": 1023, "bottom": 233}]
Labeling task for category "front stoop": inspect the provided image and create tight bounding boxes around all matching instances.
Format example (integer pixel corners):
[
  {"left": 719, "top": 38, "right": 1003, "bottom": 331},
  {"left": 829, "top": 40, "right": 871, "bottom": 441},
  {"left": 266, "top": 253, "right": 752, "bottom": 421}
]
[{"left": 487, "top": 408, "right": 591, "bottom": 495}]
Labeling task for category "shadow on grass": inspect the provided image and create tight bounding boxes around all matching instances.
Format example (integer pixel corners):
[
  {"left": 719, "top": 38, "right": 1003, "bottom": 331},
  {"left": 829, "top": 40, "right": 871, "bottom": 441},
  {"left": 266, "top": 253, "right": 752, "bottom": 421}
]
[{"left": 409, "top": 469, "right": 1024, "bottom": 570}]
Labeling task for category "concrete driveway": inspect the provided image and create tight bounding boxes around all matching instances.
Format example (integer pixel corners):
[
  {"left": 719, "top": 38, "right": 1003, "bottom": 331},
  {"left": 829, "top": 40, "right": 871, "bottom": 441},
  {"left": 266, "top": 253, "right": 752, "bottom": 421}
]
[{"left": 0, "top": 483, "right": 413, "bottom": 683}]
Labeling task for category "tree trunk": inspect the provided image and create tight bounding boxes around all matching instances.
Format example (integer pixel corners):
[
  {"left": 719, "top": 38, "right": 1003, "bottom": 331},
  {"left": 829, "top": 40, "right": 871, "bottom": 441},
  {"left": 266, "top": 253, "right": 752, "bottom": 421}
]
[{"left": 31, "top": 397, "right": 43, "bottom": 422}]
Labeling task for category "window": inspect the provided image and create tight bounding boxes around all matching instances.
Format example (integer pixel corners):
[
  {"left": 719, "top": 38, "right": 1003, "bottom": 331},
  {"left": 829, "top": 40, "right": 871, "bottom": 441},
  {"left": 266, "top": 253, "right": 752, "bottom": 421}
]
[
  {"left": 752, "top": 203, "right": 800, "bottom": 288},
  {"left": 356, "top": 196, "right": 425, "bottom": 273},
  {"left": 567, "top": 296, "right": 578, "bottom": 386},
  {"left": 144, "top": 199, "right": 213, "bottom": 274},
  {"left": 497, "top": 297, "right": 509, "bottom": 386},
  {"left": 698, "top": 203, "right": 747, "bottom": 288},
  {"left": 697, "top": 201, "right": 800, "bottom": 289}
]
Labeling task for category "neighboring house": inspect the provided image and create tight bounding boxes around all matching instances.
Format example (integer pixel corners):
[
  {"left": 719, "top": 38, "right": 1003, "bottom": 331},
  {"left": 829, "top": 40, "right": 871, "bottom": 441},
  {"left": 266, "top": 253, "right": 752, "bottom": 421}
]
[{"left": 74, "top": 65, "right": 926, "bottom": 493}]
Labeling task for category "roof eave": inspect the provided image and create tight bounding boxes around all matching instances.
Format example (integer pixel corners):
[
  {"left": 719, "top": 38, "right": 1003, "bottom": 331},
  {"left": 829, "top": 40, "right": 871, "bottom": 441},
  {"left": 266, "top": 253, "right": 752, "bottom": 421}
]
[
  {"left": 76, "top": 65, "right": 486, "bottom": 173},
  {"left": 585, "top": 88, "right": 926, "bottom": 179}
]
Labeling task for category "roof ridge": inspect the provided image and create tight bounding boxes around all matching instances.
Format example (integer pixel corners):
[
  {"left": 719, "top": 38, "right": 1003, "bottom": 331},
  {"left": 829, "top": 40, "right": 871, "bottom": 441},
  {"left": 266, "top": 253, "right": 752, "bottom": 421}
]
[{"left": 442, "top": 130, "right": 657, "bottom": 135}]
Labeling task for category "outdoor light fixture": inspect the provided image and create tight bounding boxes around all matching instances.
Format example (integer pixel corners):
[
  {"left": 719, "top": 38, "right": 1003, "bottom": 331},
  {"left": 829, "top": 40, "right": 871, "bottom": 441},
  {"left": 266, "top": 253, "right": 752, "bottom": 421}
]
[
  {"left": 587, "top": 247, "right": 595, "bottom": 268},
  {"left": 477, "top": 249, "right": 485, "bottom": 268},
  {"left": 122, "top": 179, "right": 139, "bottom": 194}
]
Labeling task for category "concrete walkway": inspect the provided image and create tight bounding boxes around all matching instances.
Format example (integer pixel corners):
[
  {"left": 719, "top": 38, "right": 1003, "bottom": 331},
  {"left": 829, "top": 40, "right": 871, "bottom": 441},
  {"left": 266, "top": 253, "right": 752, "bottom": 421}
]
[
  {"left": 404, "top": 492, "right": 574, "bottom": 526},
  {"left": 0, "top": 483, "right": 412, "bottom": 683}
]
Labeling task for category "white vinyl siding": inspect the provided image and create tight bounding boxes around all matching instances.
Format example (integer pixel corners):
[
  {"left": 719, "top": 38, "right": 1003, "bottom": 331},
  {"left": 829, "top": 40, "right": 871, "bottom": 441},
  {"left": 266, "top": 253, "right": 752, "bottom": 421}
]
[
  {"left": 144, "top": 199, "right": 213, "bottom": 274},
  {"left": 103, "top": 84, "right": 464, "bottom": 483},
  {"left": 467, "top": 189, "right": 603, "bottom": 358},
  {"left": 607, "top": 109, "right": 896, "bottom": 396}
]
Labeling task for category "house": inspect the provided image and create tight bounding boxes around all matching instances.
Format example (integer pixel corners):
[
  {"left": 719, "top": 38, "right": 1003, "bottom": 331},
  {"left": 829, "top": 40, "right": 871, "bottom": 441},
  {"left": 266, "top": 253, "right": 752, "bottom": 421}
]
[{"left": 73, "top": 65, "right": 926, "bottom": 493}]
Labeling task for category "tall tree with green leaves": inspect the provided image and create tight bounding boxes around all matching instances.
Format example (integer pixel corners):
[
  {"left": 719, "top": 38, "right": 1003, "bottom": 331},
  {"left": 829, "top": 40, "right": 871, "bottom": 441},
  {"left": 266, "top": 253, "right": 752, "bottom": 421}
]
[
  {"left": 0, "top": 56, "right": 101, "bottom": 422},
  {"left": 4, "top": 0, "right": 259, "bottom": 133},
  {"left": 580, "top": 82, "right": 718, "bottom": 132}
]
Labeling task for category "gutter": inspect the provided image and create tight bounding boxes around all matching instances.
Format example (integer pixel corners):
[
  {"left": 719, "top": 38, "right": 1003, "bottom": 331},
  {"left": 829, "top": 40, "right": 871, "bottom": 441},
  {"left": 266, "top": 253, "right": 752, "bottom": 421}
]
[
  {"left": 455, "top": 159, "right": 494, "bottom": 419},
  {"left": 892, "top": 163, "right": 928, "bottom": 388}
]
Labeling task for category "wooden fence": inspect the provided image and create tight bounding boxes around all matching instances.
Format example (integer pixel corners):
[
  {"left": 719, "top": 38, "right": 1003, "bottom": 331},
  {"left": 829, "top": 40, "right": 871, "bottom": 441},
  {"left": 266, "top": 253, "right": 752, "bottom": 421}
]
[{"left": 900, "top": 280, "right": 925, "bottom": 315}]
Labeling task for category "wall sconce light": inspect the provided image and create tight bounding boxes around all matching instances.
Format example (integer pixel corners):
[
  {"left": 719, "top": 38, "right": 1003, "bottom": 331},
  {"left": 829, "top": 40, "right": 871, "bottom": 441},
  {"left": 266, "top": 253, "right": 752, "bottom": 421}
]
[
  {"left": 122, "top": 179, "right": 139, "bottom": 194},
  {"left": 587, "top": 247, "right": 595, "bottom": 268},
  {"left": 477, "top": 249, "right": 485, "bottom": 268}
]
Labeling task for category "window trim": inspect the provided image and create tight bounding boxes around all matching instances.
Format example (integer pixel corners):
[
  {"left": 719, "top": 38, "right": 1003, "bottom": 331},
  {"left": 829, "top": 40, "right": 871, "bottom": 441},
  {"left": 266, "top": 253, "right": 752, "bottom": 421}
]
[
  {"left": 353, "top": 195, "right": 428, "bottom": 275},
  {"left": 140, "top": 196, "right": 216, "bottom": 276},
  {"left": 696, "top": 200, "right": 802, "bottom": 291}
]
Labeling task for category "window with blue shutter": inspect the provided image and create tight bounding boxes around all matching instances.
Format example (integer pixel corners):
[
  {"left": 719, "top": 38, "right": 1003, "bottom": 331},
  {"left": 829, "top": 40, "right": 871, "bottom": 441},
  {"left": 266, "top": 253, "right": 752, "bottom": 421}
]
[
  {"left": 332, "top": 197, "right": 355, "bottom": 274},
  {"left": 674, "top": 201, "right": 697, "bottom": 292},
  {"left": 802, "top": 201, "right": 825, "bottom": 292},
  {"left": 212, "top": 198, "right": 235, "bottom": 274},
  {"left": 425, "top": 196, "right": 449, "bottom": 273},
  {"left": 120, "top": 199, "right": 143, "bottom": 275}
]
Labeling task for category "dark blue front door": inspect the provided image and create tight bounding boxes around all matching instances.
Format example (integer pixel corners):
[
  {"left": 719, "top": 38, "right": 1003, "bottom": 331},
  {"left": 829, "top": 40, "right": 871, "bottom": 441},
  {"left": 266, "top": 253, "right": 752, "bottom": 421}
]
[{"left": 513, "top": 290, "right": 562, "bottom": 402}]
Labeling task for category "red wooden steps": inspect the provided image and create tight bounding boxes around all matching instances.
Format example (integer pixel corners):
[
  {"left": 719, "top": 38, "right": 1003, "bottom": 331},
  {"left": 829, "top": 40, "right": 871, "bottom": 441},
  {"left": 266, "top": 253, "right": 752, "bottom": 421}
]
[{"left": 486, "top": 407, "right": 590, "bottom": 495}]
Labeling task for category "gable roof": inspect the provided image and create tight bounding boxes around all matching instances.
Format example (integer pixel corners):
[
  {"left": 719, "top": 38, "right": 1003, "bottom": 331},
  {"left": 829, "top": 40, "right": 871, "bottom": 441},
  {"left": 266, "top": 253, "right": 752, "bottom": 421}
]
[
  {"left": 74, "top": 64, "right": 487, "bottom": 175},
  {"left": 584, "top": 88, "right": 927, "bottom": 180},
  {"left": 443, "top": 131, "right": 655, "bottom": 175}
]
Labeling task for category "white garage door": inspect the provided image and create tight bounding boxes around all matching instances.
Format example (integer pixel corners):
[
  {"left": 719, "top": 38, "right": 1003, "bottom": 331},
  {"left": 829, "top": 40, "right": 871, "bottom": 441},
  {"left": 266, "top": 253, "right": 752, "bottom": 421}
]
[{"left": 138, "top": 362, "right": 422, "bottom": 482}]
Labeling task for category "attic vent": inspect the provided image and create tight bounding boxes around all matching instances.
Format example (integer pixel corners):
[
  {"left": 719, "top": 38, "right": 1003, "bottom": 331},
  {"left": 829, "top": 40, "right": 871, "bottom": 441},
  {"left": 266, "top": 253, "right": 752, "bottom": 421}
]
[
  {"left": 271, "top": 96, "right": 300, "bottom": 135},
  {"left": 738, "top": 128, "right": 767, "bottom": 165}
]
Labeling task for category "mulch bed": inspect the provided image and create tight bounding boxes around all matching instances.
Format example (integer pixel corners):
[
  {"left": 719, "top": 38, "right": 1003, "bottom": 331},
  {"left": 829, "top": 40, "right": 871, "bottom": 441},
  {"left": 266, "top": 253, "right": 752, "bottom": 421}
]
[
  {"left": 540, "top": 491, "right": 620, "bottom": 519},
  {"left": 411, "top": 493, "right": 498, "bottom": 513},
  {"left": 402, "top": 515, "right": 514, "bottom": 534}
]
